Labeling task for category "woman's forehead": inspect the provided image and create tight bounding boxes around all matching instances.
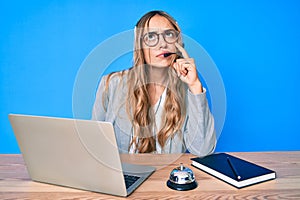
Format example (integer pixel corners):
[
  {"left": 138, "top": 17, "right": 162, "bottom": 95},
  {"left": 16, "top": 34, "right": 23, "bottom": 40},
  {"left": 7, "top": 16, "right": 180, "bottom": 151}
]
[{"left": 146, "top": 15, "right": 174, "bottom": 30}]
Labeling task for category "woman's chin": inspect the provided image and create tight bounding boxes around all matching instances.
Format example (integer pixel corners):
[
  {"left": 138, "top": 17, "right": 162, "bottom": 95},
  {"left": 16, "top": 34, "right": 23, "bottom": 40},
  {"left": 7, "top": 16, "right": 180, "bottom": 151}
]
[{"left": 150, "top": 62, "right": 172, "bottom": 68}]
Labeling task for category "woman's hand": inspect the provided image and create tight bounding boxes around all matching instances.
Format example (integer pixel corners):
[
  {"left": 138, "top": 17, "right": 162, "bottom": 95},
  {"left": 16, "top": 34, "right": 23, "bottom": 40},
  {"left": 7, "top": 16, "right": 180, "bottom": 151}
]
[{"left": 172, "top": 43, "right": 203, "bottom": 94}]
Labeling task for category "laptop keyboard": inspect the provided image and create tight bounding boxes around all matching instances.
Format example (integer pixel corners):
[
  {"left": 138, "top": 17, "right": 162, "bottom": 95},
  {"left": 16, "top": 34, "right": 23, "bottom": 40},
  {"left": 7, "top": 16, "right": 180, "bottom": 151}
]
[{"left": 124, "top": 174, "right": 141, "bottom": 189}]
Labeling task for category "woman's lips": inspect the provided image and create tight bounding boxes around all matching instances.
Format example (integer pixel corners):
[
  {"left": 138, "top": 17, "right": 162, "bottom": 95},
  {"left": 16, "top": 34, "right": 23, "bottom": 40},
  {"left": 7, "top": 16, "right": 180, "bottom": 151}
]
[{"left": 156, "top": 52, "right": 174, "bottom": 57}]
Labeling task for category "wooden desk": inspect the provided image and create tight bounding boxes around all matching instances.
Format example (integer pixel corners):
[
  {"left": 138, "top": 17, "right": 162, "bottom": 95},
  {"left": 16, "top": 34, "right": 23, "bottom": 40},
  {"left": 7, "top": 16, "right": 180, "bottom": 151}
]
[{"left": 0, "top": 152, "right": 300, "bottom": 199}]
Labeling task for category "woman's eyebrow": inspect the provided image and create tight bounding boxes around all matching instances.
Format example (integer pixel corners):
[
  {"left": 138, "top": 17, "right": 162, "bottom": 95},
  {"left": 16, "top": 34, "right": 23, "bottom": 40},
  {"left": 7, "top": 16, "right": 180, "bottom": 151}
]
[
  {"left": 146, "top": 31, "right": 157, "bottom": 34},
  {"left": 146, "top": 29, "right": 175, "bottom": 34}
]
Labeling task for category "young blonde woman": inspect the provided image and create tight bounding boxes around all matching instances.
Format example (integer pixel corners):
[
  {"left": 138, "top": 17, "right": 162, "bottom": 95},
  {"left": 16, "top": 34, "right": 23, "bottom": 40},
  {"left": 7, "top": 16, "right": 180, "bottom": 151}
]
[{"left": 92, "top": 10, "right": 216, "bottom": 156}]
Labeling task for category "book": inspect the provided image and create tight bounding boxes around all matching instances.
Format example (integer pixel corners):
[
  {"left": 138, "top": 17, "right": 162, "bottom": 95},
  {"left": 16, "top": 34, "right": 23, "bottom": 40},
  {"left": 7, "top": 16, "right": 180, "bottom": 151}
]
[{"left": 191, "top": 153, "right": 276, "bottom": 188}]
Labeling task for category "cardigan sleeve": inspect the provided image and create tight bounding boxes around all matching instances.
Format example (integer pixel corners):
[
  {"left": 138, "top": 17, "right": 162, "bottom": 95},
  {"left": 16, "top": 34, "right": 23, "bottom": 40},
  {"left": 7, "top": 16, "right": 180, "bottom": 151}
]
[
  {"left": 91, "top": 76, "right": 108, "bottom": 121},
  {"left": 183, "top": 88, "right": 216, "bottom": 157}
]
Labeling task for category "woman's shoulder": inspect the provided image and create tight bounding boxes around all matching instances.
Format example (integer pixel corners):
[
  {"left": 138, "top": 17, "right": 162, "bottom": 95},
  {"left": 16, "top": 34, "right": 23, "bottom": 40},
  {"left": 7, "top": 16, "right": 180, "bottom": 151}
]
[{"left": 101, "top": 70, "right": 129, "bottom": 88}]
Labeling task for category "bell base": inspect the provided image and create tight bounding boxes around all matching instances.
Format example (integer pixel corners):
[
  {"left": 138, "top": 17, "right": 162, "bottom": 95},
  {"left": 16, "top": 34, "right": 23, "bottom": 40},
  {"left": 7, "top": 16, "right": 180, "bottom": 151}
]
[{"left": 166, "top": 180, "right": 198, "bottom": 191}]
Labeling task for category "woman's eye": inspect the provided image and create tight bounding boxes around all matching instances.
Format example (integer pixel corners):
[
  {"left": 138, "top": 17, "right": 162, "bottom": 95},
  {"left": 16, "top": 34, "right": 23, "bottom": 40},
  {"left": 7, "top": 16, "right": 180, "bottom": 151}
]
[
  {"left": 165, "top": 30, "right": 175, "bottom": 38},
  {"left": 147, "top": 33, "right": 157, "bottom": 41}
]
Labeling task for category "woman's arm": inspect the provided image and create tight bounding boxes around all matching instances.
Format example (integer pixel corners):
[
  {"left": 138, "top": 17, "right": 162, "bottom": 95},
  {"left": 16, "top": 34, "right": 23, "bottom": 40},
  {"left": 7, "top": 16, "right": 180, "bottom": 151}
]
[
  {"left": 91, "top": 76, "right": 108, "bottom": 121},
  {"left": 172, "top": 43, "right": 216, "bottom": 156},
  {"left": 183, "top": 88, "right": 216, "bottom": 157}
]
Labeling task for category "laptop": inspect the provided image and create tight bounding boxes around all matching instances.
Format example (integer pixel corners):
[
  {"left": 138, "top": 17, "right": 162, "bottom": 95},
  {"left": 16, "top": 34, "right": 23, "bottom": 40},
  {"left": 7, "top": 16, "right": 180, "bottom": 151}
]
[{"left": 8, "top": 114, "right": 155, "bottom": 197}]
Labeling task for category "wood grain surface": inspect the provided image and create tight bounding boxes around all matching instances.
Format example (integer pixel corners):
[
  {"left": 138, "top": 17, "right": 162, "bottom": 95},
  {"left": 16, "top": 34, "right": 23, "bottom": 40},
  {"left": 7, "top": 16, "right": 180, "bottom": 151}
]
[{"left": 1, "top": 152, "right": 300, "bottom": 199}]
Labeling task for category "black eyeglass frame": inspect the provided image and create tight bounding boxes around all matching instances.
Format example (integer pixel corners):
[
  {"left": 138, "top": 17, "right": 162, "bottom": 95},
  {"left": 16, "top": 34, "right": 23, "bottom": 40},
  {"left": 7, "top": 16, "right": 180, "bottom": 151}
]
[{"left": 141, "top": 29, "right": 180, "bottom": 47}]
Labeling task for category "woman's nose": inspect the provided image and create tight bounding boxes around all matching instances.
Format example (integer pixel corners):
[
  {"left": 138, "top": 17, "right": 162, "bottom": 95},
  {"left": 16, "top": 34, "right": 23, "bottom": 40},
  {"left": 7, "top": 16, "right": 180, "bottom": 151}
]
[{"left": 158, "top": 34, "right": 167, "bottom": 48}]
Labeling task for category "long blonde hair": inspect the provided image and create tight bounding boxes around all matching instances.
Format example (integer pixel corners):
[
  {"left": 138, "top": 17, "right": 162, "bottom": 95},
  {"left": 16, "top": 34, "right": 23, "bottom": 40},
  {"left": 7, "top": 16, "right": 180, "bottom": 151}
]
[{"left": 106, "top": 11, "right": 186, "bottom": 153}]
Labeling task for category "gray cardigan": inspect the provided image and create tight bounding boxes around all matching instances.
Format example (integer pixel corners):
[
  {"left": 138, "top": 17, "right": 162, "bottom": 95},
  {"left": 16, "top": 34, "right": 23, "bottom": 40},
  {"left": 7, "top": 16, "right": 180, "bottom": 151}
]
[{"left": 92, "top": 73, "right": 216, "bottom": 156}]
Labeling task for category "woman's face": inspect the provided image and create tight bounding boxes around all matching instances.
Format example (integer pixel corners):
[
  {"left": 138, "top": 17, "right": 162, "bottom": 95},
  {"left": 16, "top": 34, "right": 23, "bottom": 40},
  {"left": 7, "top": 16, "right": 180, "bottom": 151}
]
[{"left": 142, "top": 15, "right": 178, "bottom": 67}]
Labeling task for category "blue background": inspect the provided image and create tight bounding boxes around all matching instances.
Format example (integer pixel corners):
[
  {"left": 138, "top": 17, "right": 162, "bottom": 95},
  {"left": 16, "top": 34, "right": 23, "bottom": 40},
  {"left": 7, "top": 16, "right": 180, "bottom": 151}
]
[{"left": 1, "top": 0, "right": 299, "bottom": 153}]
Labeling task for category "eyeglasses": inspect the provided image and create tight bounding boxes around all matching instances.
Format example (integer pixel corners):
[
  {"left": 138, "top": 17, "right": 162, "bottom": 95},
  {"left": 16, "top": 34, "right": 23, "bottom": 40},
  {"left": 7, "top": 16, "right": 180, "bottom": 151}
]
[{"left": 142, "top": 29, "right": 179, "bottom": 47}]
